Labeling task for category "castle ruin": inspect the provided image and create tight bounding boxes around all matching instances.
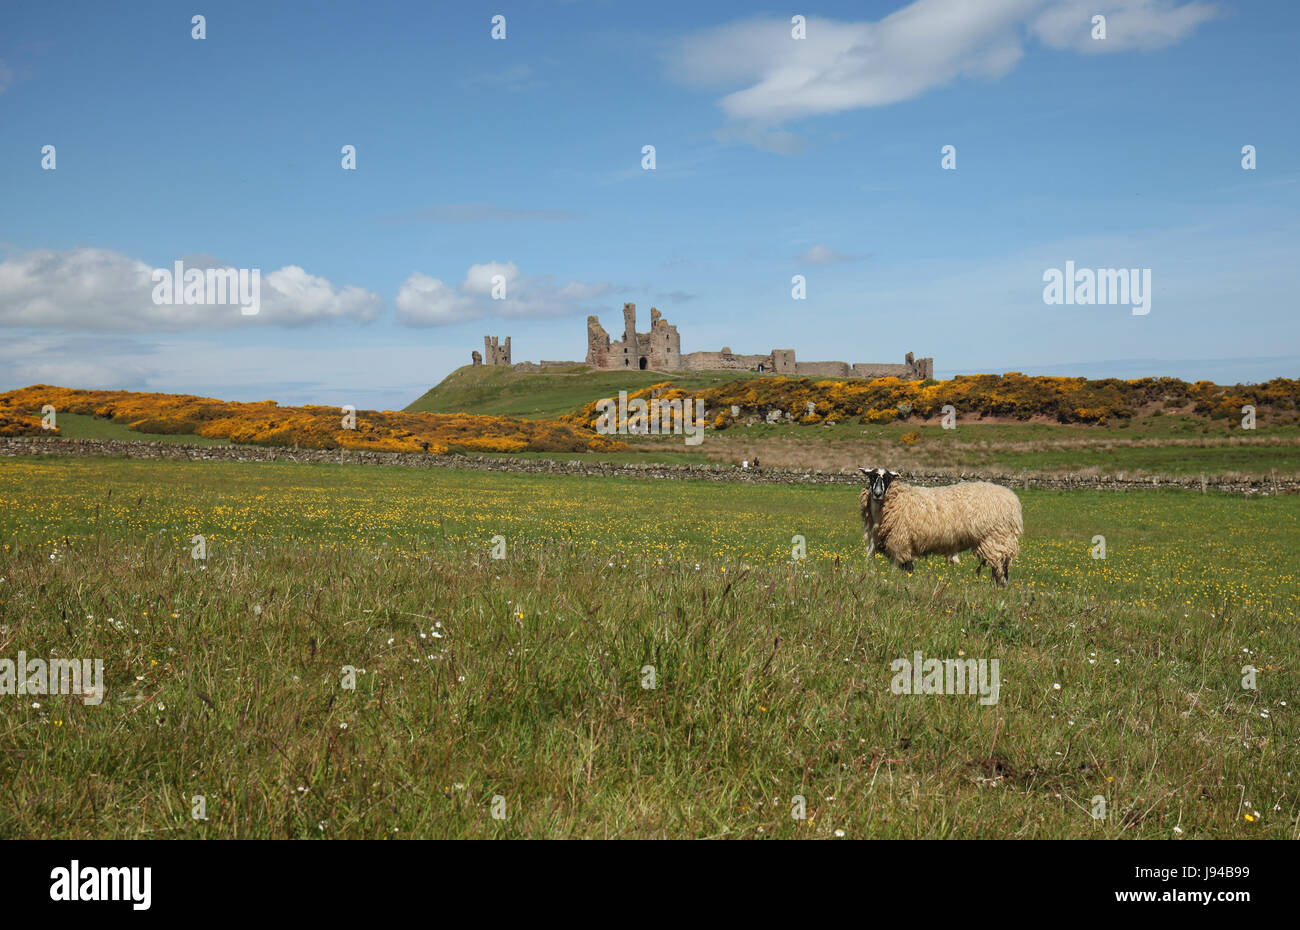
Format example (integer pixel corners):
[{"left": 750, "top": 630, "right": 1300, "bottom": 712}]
[
  {"left": 584, "top": 303, "right": 933, "bottom": 380},
  {"left": 476, "top": 335, "right": 511, "bottom": 366}
]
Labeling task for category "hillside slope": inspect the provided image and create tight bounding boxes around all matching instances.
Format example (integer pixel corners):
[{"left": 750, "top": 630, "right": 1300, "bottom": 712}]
[
  {"left": 0, "top": 385, "right": 623, "bottom": 454},
  {"left": 405, "top": 364, "right": 769, "bottom": 419}
]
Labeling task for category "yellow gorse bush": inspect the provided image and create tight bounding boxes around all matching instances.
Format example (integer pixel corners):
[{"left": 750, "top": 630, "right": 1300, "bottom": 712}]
[
  {"left": 0, "top": 386, "right": 627, "bottom": 455},
  {"left": 565, "top": 374, "right": 1300, "bottom": 428}
]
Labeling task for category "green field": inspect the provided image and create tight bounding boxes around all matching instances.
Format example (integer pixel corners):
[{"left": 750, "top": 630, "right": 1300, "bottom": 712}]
[
  {"left": 1, "top": 455, "right": 1295, "bottom": 838},
  {"left": 44, "top": 412, "right": 232, "bottom": 446}
]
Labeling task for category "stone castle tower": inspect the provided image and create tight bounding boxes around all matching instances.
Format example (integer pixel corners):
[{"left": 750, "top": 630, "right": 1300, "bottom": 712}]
[
  {"left": 586, "top": 303, "right": 681, "bottom": 370},
  {"left": 479, "top": 335, "right": 511, "bottom": 366}
]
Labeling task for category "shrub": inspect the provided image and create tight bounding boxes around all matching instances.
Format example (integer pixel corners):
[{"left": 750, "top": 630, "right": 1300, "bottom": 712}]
[
  {"left": 0, "top": 386, "right": 625, "bottom": 456},
  {"left": 0, "top": 411, "right": 47, "bottom": 436}
]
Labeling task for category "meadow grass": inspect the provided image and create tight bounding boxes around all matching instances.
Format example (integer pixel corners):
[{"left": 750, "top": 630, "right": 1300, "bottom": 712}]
[
  {"left": 0, "top": 456, "right": 1295, "bottom": 838},
  {"left": 45, "top": 412, "right": 232, "bottom": 446},
  {"left": 405, "top": 364, "right": 769, "bottom": 419}
]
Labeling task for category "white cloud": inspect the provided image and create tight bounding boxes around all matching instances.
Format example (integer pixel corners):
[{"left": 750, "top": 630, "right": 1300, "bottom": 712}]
[
  {"left": 463, "top": 261, "right": 520, "bottom": 296},
  {"left": 1032, "top": 0, "right": 1219, "bottom": 52},
  {"left": 0, "top": 247, "right": 381, "bottom": 331},
  {"left": 260, "top": 266, "right": 382, "bottom": 325},
  {"left": 396, "top": 262, "right": 612, "bottom": 327},
  {"left": 798, "top": 245, "right": 865, "bottom": 265},
  {"left": 668, "top": 0, "right": 1218, "bottom": 140},
  {"left": 394, "top": 272, "right": 476, "bottom": 325}
]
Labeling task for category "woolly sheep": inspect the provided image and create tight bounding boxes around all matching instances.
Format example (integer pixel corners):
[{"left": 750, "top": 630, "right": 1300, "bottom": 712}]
[
  {"left": 859, "top": 468, "right": 960, "bottom": 566},
  {"left": 859, "top": 468, "right": 1023, "bottom": 585}
]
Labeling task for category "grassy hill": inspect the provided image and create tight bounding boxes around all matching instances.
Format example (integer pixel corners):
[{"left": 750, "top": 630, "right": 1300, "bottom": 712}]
[{"left": 404, "top": 364, "right": 770, "bottom": 419}]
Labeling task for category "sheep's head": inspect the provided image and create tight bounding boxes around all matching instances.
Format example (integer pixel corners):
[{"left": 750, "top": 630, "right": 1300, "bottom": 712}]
[{"left": 859, "top": 467, "right": 901, "bottom": 502}]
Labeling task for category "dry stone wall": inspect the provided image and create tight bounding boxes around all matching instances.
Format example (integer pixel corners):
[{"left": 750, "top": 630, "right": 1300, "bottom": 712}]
[{"left": 2, "top": 437, "right": 1293, "bottom": 496}]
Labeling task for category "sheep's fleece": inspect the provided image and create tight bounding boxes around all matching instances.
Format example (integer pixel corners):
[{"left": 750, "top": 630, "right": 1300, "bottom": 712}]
[{"left": 876, "top": 480, "right": 1023, "bottom": 583}]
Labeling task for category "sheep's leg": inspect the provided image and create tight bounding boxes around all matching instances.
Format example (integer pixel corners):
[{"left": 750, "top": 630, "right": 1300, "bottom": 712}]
[
  {"left": 862, "top": 530, "right": 881, "bottom": 572},
  {"left": 900, "top": 559, "right": 915, "bottom": 574},
  {"left": 865, "top": 543, "right": 879, "bottom": 573},
  {"left": 999, "top": 538, "right": 1019, "bottom": 586}
]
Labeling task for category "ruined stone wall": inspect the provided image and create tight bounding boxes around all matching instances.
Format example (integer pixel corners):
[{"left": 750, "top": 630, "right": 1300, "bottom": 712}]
[
  {"left": 795, "top": 361, "right": 853, "bottom": 378},
  {"left": 585, "top": 316, "right": 612, "bottom": 368},
  {"left": 680, "top": 350, "right": 775, "bottom": 372},
  {"left": 851, "top": 363, "right": 912, "bottom": 379},
  {"left": 772, "top": 350, "right": 797, "bottom": 374},
  {"left": 646, "top": 306, "right": 681, "bottom": 369},
  {"left": 849, "top": 355, "right": 934, "bottom": 381}
]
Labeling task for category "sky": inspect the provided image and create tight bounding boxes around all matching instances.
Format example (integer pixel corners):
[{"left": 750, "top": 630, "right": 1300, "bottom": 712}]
[{"left": 1, "top": 0, "right": 1297, "bottom": 411}]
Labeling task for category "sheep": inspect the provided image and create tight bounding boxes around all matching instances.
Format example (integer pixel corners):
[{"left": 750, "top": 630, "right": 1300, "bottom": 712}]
[
  {"left": 857, "top": 478, "right": 884, "bottom": 560},
  {"left": 860, "top": 468, "right": 1023, "bottom": 586},
  {"left": 859, "top": 468, "right": 960, "bottom": 566}
]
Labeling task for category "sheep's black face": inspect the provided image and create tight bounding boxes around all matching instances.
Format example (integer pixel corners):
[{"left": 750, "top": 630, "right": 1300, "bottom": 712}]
[{"left": 859, "top": 467, "right": 900, "bottom": 502}]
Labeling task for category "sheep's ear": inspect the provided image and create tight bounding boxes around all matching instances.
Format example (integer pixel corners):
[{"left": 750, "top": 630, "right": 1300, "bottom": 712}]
[
  {"left": 889, "top": 470, "right": 901, "bottom": 478},
  {"left": 858, "top": 467, "right": 872, "bottom": 475}
]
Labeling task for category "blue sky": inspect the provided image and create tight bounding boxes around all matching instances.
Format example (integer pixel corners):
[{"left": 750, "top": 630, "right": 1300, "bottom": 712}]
[{"left": 1, "top": 0, "right": 1297, "bottom": 410}]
